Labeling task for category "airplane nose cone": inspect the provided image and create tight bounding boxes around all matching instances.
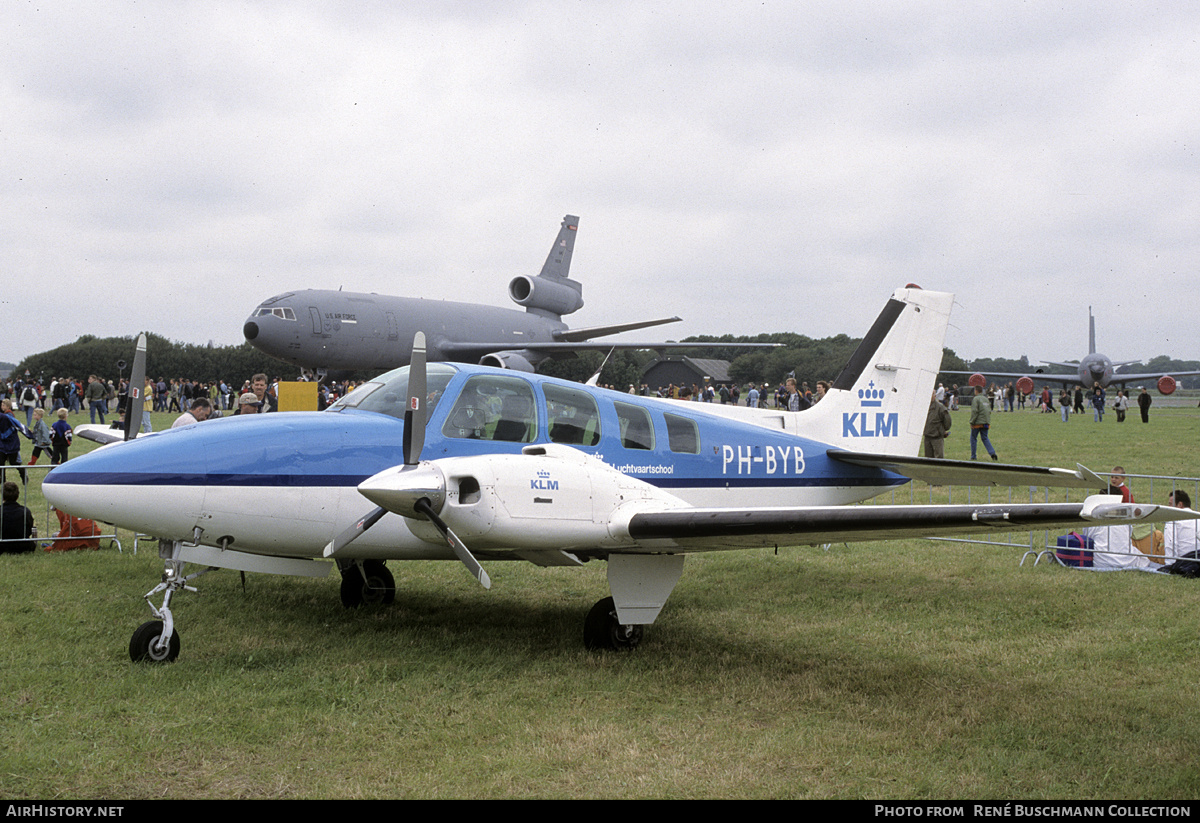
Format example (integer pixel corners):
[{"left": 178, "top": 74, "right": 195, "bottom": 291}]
[{"left": 243, "top": 321, "right": 259, "bottom": 341}]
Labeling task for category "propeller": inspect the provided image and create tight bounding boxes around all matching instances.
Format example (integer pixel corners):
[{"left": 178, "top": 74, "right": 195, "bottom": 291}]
[
  {"left": 323, "top": 332, "right": 491, "bottom": 589},
  {"left": 125, "top": 333, "right": 147, "bottom": 441}
]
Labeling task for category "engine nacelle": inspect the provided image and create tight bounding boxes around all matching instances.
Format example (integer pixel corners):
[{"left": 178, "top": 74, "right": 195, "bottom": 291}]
[
  {"left": 1015, "top": 376, "right": 1034, "bottom": 395},
  {"left": 1157, "top": 375, "right": 1177, "bottom": 395},
  {"left": 479, "top": 351, "right": 536, "bottom": 373},
  {"left": 508, "top": 275, "right": 584, "bottom": 316},
  {"left": 968, "top": 373, "right": 986, "bottom": 389}
]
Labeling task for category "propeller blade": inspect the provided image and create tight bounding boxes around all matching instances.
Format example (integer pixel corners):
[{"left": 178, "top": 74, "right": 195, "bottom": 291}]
[
  {"left": 126, "top": 333, "right": 147, "bottom": 441},
  {"left": 322, "top": 506, "right": 388, "bottom": 558},
  {"left": 403, "top": 332, "right": 427, "bottom": 466},
  {"left": 414, "top": 498, "right": 491, "bottom": 589}
]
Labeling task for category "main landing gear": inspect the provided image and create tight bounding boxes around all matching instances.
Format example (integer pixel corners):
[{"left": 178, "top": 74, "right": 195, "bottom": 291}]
[
  {"left": 583, "top": 596, "right": 644, "bottom": 651},
  {"left": 338, "top": 560, "right": 396, "bottom": 608},
  {"left": 582, "top": 554, "right": 686, "bottom": 651}
]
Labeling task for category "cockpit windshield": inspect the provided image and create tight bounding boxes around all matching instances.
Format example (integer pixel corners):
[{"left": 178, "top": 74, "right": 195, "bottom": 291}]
[
  {"left": 253, "top": 307, "right": 297, "bottom": 320},
  {"left": 326, "top": 364, "right": 458, "bottom": 422}
]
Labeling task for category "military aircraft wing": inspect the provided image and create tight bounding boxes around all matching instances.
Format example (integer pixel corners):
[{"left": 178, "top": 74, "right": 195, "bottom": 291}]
[
  {"left": 826, "top": 450, "right": 1109, "bottom": 489},
  {"left": 551, "top": 316, "right": 683, "bottom": 342},
  {"left": 438, "top": 340, "right": 781, "bottom": 358},
  {"left": 623, "top": 496, "right": 1200, "bottom": 551},
  {"left": 1104, "top": 369, "right": 1200, "bottom": 383}
]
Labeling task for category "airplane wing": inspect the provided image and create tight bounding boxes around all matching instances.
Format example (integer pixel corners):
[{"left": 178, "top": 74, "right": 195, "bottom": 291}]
[
  {"left": 439, "top": 340, "right": 780, "bottom": 358},
  {"left": 623, "top": 496, "right": 1200, "bottom": 552},
  {"left": 552, "top": 317, "right": 682, "bottom": 342},
  {"left": 826, "top": 450, "right": 1109, "bottom": 489},
  {"left": 940, "top": 368, "right": 1078, "bottom": 384},
  {"left": 1105, "top": 370, "right": 1200, "bottom": 383}
]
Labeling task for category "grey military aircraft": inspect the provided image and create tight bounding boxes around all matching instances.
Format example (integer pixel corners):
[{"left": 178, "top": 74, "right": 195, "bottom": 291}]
[
  {"left": 244, "top": 215, "right": 772, "bottom": 379},
  {"left": 944, "top": 307, "right": 1200, "bottom": 396}
]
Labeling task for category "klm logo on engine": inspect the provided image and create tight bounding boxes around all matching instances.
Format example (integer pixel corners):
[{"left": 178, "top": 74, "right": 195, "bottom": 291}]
[
  {"left": 842, "top": 383, "right": 898, "bottom": 438},
  {"left": 530, "top": 469, "right": 559, "bottom": 491}
]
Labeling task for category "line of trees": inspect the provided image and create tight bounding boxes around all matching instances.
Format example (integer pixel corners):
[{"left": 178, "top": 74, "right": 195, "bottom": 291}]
[
  {"left": 12, "top": 334, "right": 297, "bottom": 385},
  {"left": 13, "top": 332, "right": 1199, "bottom": 392}
]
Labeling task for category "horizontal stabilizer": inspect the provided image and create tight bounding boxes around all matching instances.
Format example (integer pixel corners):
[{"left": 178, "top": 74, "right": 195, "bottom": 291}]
[{"left": 827, "top": 450, "right": 1108, "bottom": 490}]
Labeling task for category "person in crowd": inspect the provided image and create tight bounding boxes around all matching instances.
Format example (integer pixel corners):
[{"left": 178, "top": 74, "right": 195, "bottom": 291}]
[
  {"left": 250, "top": 374, "right": 278, "bottom": 413},
  {"left": 49, "top": 408, "right": 72, "bottom": 465},
  {"left": 0, "top": 481, "right": 35, "bottom": 554},
  {"left": 969, "top": 385, "right": 998, "bottom": 461},
  {"left": 0, "top": 399, "right": 30, "bottom": 484},
  {"left": 85, "top": 375, "right": 107, "bottom": 424},
  {"left": 1164, "top": 490, "right": 1198, "bottom": 561},
  {"left": 1091, "top": 382, "right": 1106, "bottom": 422},
  {"left": 171, "top": 398, "right": 213, "bottom": 429},
  {"left": 923, "top": 390, "right": 952, "bottom": 459},
  {"left": 1107, "top": 466, "right": 1133, "bottom": 503},
  {"left": 234, "top": 392, "right": 261, "bottom": 415},
  {"left": 27, "top": 408, "right": 53, "bottom": 465}
]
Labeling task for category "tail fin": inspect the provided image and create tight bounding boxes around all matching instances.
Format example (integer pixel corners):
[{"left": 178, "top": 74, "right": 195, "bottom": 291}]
[
  {"left": 800, "top": 287, "right": 953, "bottom": 457},
  {"left": 509, "top": 215, "right": 584, "bottom": 318},
  {"left": 540, "top": 214, "right": 579, "bottom": 281}
]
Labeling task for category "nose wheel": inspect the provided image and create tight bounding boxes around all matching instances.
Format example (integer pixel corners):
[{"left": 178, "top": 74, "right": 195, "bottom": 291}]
[
  {"left": 129, "top": 540, "right": 209, "bottom": 664},
  {"left": 130, "top": 620, "right": 180, "bottom": 663}
]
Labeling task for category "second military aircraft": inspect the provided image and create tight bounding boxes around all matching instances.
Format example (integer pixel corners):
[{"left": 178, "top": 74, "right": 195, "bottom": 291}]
[{"left": 243, "top": 214, "right": 770, "bottom": 378}]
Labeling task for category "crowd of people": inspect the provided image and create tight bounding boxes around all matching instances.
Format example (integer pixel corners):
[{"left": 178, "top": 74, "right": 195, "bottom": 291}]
[
  {"left": 923, "top": 380, "right": 1159, "bottom": 424},
  {"left": 635, "top": 378, "right": 830, "bottom": 410}
]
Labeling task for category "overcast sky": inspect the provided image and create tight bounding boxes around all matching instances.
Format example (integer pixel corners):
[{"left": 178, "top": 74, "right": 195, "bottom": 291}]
[{"left": 3, "top": 1, "right": 1198, "bottom": 370}]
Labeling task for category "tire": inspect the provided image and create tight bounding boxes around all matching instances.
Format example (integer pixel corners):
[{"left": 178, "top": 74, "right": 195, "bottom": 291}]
[
  {"left": 583, "top": 596, "right": 644, "bottom": 651},
  {"left": 129, "top": 620, "right": 180, "bottom": 663},
  {"left": 339, "top": 561, "right": 396, "bottom": 608}
]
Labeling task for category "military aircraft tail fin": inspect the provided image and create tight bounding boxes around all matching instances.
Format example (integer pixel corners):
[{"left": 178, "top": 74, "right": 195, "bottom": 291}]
[
  {"left": 540, "top": 214, "right": 579, "bottom": 281},
  {"left": 509, "top": 214, "right": 584, "bottom": 317},
  {"left": 798, "top": 287, "right": 953, "bottom": 457}
]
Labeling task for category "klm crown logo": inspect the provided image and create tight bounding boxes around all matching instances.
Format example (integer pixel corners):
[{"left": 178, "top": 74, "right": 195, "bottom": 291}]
[{"left": 843, "top": 381, "right": 898, "bottom": 438}]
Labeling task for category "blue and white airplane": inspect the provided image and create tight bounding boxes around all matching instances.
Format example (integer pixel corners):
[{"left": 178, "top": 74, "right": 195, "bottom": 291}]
[{"left": 43, "top": 287, "right": 1198, "bottom": 662}]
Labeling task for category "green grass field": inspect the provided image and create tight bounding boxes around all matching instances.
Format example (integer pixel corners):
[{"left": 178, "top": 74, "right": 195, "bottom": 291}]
[{"left": 2, "top": 406, "right": 1199, "bottom": 798}]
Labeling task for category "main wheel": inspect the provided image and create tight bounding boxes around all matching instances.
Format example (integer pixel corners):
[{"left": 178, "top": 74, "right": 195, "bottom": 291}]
[
  {"left": 129, "top": 620, "right": 180, "bottom": 663},
  {"left": 339, "top": 561, "right": 396, "bottom": 608},
  {"left": 583, "top": 596, "right": 644, "bottom": 651}
]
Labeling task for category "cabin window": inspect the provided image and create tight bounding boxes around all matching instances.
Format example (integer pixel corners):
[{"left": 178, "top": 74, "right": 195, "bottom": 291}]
[
  {"left": 442, "top": 375, "right": 537, "bottom": 443},
  {"left": 545, "top": 384, "right": 601, "bottom": 446},
  {"left": 613, "top": 401, "right": 653, "bottom": 450},
  {"left": 664, "top": 412, "right": 699, "bottom": 454}
]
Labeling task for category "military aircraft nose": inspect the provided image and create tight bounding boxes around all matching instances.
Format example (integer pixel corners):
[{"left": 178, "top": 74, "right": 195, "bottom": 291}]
[{"left": 243, "top": 321, "right": 259, "bottom": 341}]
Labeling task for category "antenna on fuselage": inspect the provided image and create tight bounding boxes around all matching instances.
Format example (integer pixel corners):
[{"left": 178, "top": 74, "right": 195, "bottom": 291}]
[{"left": 586, "top": 347, "right": 617, "bottom": 387}]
